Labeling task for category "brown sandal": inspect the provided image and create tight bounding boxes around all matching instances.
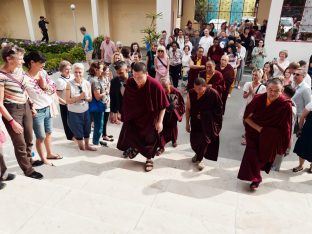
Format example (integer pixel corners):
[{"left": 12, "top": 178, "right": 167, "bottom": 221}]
[
  {"left": 307, "top": 166, "right": 312, "bottom": 174},
  {"left": 292, "top": 166, "right": 303, "bottom": 173}
]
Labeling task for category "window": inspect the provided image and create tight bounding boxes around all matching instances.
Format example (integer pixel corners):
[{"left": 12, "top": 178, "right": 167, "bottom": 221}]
[{"left": 276, "top": 0, "right": 312, "bottom": 42}]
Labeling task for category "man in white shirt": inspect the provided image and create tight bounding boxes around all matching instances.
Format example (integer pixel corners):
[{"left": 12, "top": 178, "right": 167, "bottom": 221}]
[
  {"left": 299, "top": 60, "right": 312, "bottom": 89},
  {"left": 199, "top": 29, "right": 213, "bottom": 55},
  {"left": 235, "top": 39, "right": 247, "bottom": 89}
]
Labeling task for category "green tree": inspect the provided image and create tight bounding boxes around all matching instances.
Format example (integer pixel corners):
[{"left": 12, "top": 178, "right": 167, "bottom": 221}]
[{"left": 195, "top": 0, "right": 209, "bottom": 27}]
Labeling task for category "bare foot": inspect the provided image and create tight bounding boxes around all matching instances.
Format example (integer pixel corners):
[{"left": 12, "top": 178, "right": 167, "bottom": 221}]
[{"left": 86, "top": 146, "right": 97, "bottom": 151}]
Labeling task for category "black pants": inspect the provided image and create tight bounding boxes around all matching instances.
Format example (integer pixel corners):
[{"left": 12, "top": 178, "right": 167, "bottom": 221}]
[
  {"left": 169, "top": 64, "right": 182, "bottom": 88},
  {"left": 59, "top": 104, "right": 74, "bottom": 140},
  {"left": 41, "top": 30, "right": 49, "bottom": 43},
  {"left": 102, "top": 111, "right": 109, "bottom": 137}
]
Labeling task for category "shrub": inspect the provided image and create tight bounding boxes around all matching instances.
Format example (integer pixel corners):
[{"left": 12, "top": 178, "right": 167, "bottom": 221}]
[{"left": 93, "top": 35, "right": 104, "bottom": 59}]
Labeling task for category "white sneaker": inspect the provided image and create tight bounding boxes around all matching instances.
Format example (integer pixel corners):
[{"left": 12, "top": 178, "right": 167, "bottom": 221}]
[{"left": 197, "top": 161, "right": 205, "bottom": 171}]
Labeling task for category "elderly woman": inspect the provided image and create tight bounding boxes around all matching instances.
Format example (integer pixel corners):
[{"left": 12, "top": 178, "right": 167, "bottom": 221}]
[
  {"left": 272, "top": 50, "right": 290, "bottom": 77},
  {"left": 24, "top": 51, "right": 60, "bottom": 165},
  {"left": 66, "top": 63, "right": 96, "bottom": 151},
  {"left": 0, "top": 44, "right": 43, "bottom": 179},
  {"left": 241, "top": 68, "right": 266, "bottom": 145},
  {"left": 56, "top": 60, "right": 74, "bottom": 141}
]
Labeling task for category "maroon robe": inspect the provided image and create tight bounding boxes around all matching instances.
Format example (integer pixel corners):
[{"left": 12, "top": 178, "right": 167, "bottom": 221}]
[
  {"left": 159, "top": 86, "right": 185, "bottom": 148},
  {"left": 216, "top": 64, "right": 235, "bottom": 114},
  {"left": 199, "top": 70, "right": 225, "bottom": 98},
  {"left": 189, "top": 88, "right": 223, "bottom": 161},
  {"left": 187, "top": 56, "right": 207, "bottom": 90},
  {"left": 207, "top": 45, "right": 224, "bottom": 65},
  {"left": 238, "top": 93, "right": 292, "bottom": 183},
  {"left": 117, "top": 76, "right": 169, "bottom": 158}
]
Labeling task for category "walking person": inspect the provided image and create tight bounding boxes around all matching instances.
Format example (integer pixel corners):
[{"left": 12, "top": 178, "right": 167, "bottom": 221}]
[
  {"left": 55, "top": 60, "right": 74, "bottom": 141},
  {"left": 0, "top": 44, "right": 43, "bottom": 179},
  {"left": 38, "top": 16, "right": 49, "bottom": 43},
  {"left": 168, "top": 42, "right": 183, "bottom": 88},
  {"left": 80, "top": 27, "right": 94, "bottom": 66},
  {"left": 154, "top": 45, "right": 169, "bottom": 82}
]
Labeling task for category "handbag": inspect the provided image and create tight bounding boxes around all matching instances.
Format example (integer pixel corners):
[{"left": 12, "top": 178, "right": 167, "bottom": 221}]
[{"left": 89, "top": 97, "right": 106, "bottom": 113}]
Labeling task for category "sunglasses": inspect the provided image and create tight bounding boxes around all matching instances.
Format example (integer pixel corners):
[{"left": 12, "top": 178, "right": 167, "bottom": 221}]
[
  {"left": 293, "top": 73, "right": 302, "bottom": 76},
  {"left": 158, "top": 50, "right": 164, "bottom": 53}
]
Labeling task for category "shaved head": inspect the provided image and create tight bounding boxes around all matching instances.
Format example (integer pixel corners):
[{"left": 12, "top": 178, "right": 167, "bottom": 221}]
[{"left": 220, "top": 55, "right": 229, "bottom": 67}]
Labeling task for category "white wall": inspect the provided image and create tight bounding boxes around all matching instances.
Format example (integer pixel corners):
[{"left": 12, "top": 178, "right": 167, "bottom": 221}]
[
  {"left": 156, "top": 0, "right": 172, "bottom": 34},
  {"left": 265, "top": 0, "right": 312, "bottom": 63}
]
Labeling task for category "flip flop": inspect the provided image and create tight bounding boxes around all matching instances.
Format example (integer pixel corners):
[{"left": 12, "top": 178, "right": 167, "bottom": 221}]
[
  {"left": 292, "top": 166, "right": 303, "bottom": 173},
  {"left": 107, "top": 135, "right": 113, "bottom": 138},
  {"left": 102, "top": 137, "right": 114, "bottom": 142},
  {"left": 47, "top": 154, "right": 63, "bottom": 160}
]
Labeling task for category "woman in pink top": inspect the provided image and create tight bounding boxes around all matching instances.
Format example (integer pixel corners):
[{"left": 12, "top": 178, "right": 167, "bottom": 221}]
[{"left": 154, "top": 45, "right": 169, "bottom": 81}]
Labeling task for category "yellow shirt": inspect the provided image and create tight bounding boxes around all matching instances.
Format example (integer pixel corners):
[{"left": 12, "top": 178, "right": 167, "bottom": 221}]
[
  {"left": 266, "top": 98, "right": 272, "bottom": 107},
  {"left": 196, "top": 59, "right": 201, "bottom": 66}
]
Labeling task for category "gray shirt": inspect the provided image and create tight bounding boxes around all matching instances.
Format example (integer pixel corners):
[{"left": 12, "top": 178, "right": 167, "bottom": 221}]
[{"left": 292, "top": 81, "right": 311, "bottom": 117}]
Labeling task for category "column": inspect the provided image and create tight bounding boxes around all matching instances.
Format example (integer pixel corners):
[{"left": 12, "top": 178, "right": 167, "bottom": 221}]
[
  {"left": 91, "top": 0, "right": 99, "bottom": 37},
  {"left": 103, "top": 0, "right": 111, "bottom": 36},
  {"left": 22, "top": 0, "right": 35, "bottom": 41},
  {"left": 156, "top": 0, "right": 173, "bottom": 34}
]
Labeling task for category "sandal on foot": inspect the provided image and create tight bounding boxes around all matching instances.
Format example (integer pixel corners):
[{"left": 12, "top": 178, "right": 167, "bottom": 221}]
[
  {"left": 192, "top": 154, "right": 198, "bottom": 163},
  {"left": 292, "top": 166, "right": 303, "bottom": 173},
  {"left": 145, "top": 160, "right": 154, "bottom": 172},
  {"left": 128, "top": 148, "right": 139, "bottom": 159},
  {"left": 307, "top": 166, "right": 312, "bottom": 174},
  {"left": 250, "top": 181, "right": 260, "bottom": 191},
  {"left": 102, "top": 136, "right": 114, "bottom": 142},
  {"left": 32, "top": 160, "right": 44, "bottom": 167},
  {"left": 47, "top": 154, "right": 63, "bottom": 160}
]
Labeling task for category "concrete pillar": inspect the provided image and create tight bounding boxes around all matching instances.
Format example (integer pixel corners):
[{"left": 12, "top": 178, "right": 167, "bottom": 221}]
[
  {"left": 91, "top": 0, "right": 99, "bottom": 37},
  {"left": 156, "top": 0, "right": 173, "bottom": 34},
  {"left": 103, "top": 0, "right": 111, "bottom": 36},
  {"left": 22, "top": 0, "right": 36, "bottom": 41}
]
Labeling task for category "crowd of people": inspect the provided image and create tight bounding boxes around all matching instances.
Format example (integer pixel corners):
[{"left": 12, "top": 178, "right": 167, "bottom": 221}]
[{"left": 0, "top": 19, "right": 312, "bottom": 192}]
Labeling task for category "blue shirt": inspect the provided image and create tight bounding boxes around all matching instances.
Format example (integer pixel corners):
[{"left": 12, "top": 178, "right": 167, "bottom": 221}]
[{"left": 83, "top": 33, "right": 93, "bottom": 51}]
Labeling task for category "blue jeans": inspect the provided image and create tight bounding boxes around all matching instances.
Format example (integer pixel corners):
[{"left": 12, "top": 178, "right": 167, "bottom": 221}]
[
  {"left": 33, "top": 106, "right": 52, "bottom": 140},
  {"left": 92, "top": 112, "right": 104, "bottom": 145}
]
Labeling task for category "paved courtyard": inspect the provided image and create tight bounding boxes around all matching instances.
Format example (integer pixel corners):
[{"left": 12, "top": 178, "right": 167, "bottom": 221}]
[{"left": 0, "top": 72, "right": 312, "bottom": 234}]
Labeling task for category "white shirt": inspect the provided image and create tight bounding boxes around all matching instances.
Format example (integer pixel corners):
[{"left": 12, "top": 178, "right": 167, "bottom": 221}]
[
  {"left": 199, "top": 35, "right": 213, "bottom": 55},
  {"left": 304, "top": 74, "right": 311, "bottom": 89},
  {"left": 273, "top": 59, "right": 290, "bottom": 77},
  {"left": 237, "top": 46, "right": 246, "bottom": 60},
  {"left": 55, "top": 75, "right": 73, "bottom": 105},
  {"left": 25, "top": 71, "right": 55, "bottom": 110},
  {"left": 176, "top": 37, "right": 185, "bottom": 51},
  {"left": 243, "top": 82, "right": 266, "bottom": 104},
  {"left": 292, "top": 81, "right": 311, "bottom": 116},
  {"left": 67, "top": 79, "right": 90, "bottom": 113},
  {"left": 306, "top": 101, "right": 312, "bottom": 111},
  {"left": 185, "top": 41, "right": 193, "bottom": 52}
]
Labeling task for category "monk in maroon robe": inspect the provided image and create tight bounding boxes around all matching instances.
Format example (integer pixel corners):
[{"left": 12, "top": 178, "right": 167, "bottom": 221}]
[
  {"left": 186, "top": 78, "right": 223, "bottom": 170},
  {"left": 216, "top": 55, "right": 235, "bottom": 114},
  {"left": 156, "top": 80, "right": 185, "bottom": 155},
  {"left": 117, "top": 62, "right": 169, "bottom": 172},
  {"left": 207, "top": 38, "right": 224, "bottom": 65},
  {"left": 187, "top": 47, "right": 207, "bottom": 90},
  {"left": 238, "top": 78, "right": 293, "bottom": 190},
  {"left": 199, "top": 59, "right": 225, "bottom": 97}
]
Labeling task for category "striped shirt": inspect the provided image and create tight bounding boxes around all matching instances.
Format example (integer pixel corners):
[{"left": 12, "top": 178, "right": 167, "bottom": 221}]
[{"left": 0, "top": 68, "right": 29, "bottom": 104}]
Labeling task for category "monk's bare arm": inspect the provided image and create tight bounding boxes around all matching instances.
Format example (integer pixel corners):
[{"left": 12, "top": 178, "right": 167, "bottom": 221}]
[
  {"left": 185, "top": 94, "right": 191, "bottom": 132},
  {"left": 158, "top": 108, "right": 166, "bottom": 124},
  {"left": 245, "top": 116, "right": 262, "bottom": 133}
]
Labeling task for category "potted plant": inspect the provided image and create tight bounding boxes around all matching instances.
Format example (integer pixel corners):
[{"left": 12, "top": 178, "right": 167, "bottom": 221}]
[{"left": 141, "top": 13, "right": 162, "bottom": 51}]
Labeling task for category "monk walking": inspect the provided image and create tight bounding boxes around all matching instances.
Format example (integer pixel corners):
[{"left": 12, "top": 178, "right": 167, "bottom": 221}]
[
  {"left": 216, "top": 55, "right": 235, "bottom": 114},
  {"left": 156, "top": 79, "right": 185, "bottom": 156},
  {"left": 199, "top": 59, "right": 225, "bottom": 97},
  {"left": 187, "top": 47, "right": 207, "bottom": 90},
  {"left": 117, "top": 62, "right": 169, "bottom": 172},
  {"left": 186, "top": 78, "right": 223, "bottom": 170},
  {"left": 238, "top": 78, "right": 293, "bottom": 190}
]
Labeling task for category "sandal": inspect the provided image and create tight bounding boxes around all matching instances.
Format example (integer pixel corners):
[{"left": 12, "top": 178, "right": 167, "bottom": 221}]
[
  {"left": 102, "top": 136, "right": 114, "bottom": 142},
  {"left": 32, "top": 160, "right": 44, "bottom": 167},
  {"left": 47, "top": 154, "right": 63, "bottom": 160},
  {"left": 292, "top": 166, "right": 303, "bottom": 173},
  {"left": 156, "top": 148, "right": 165, "bottom": 156},
  {"left": 250, "top": 181, "right": 260, "bottom": 191},
  {"left": 128, "top": 148, "right": 139, "bottom": 159},
  {"left": 107, "top": 135, "right": 113, "bottom": 138},
  {"left": 192, "top": 154, "right": 198, "bottom": 163},
  {"left": 145, "top": 160, "right": 153, "bottom": 172},
  {"left": 307, "top": 166, "right": 312, "bottom": 174}
]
